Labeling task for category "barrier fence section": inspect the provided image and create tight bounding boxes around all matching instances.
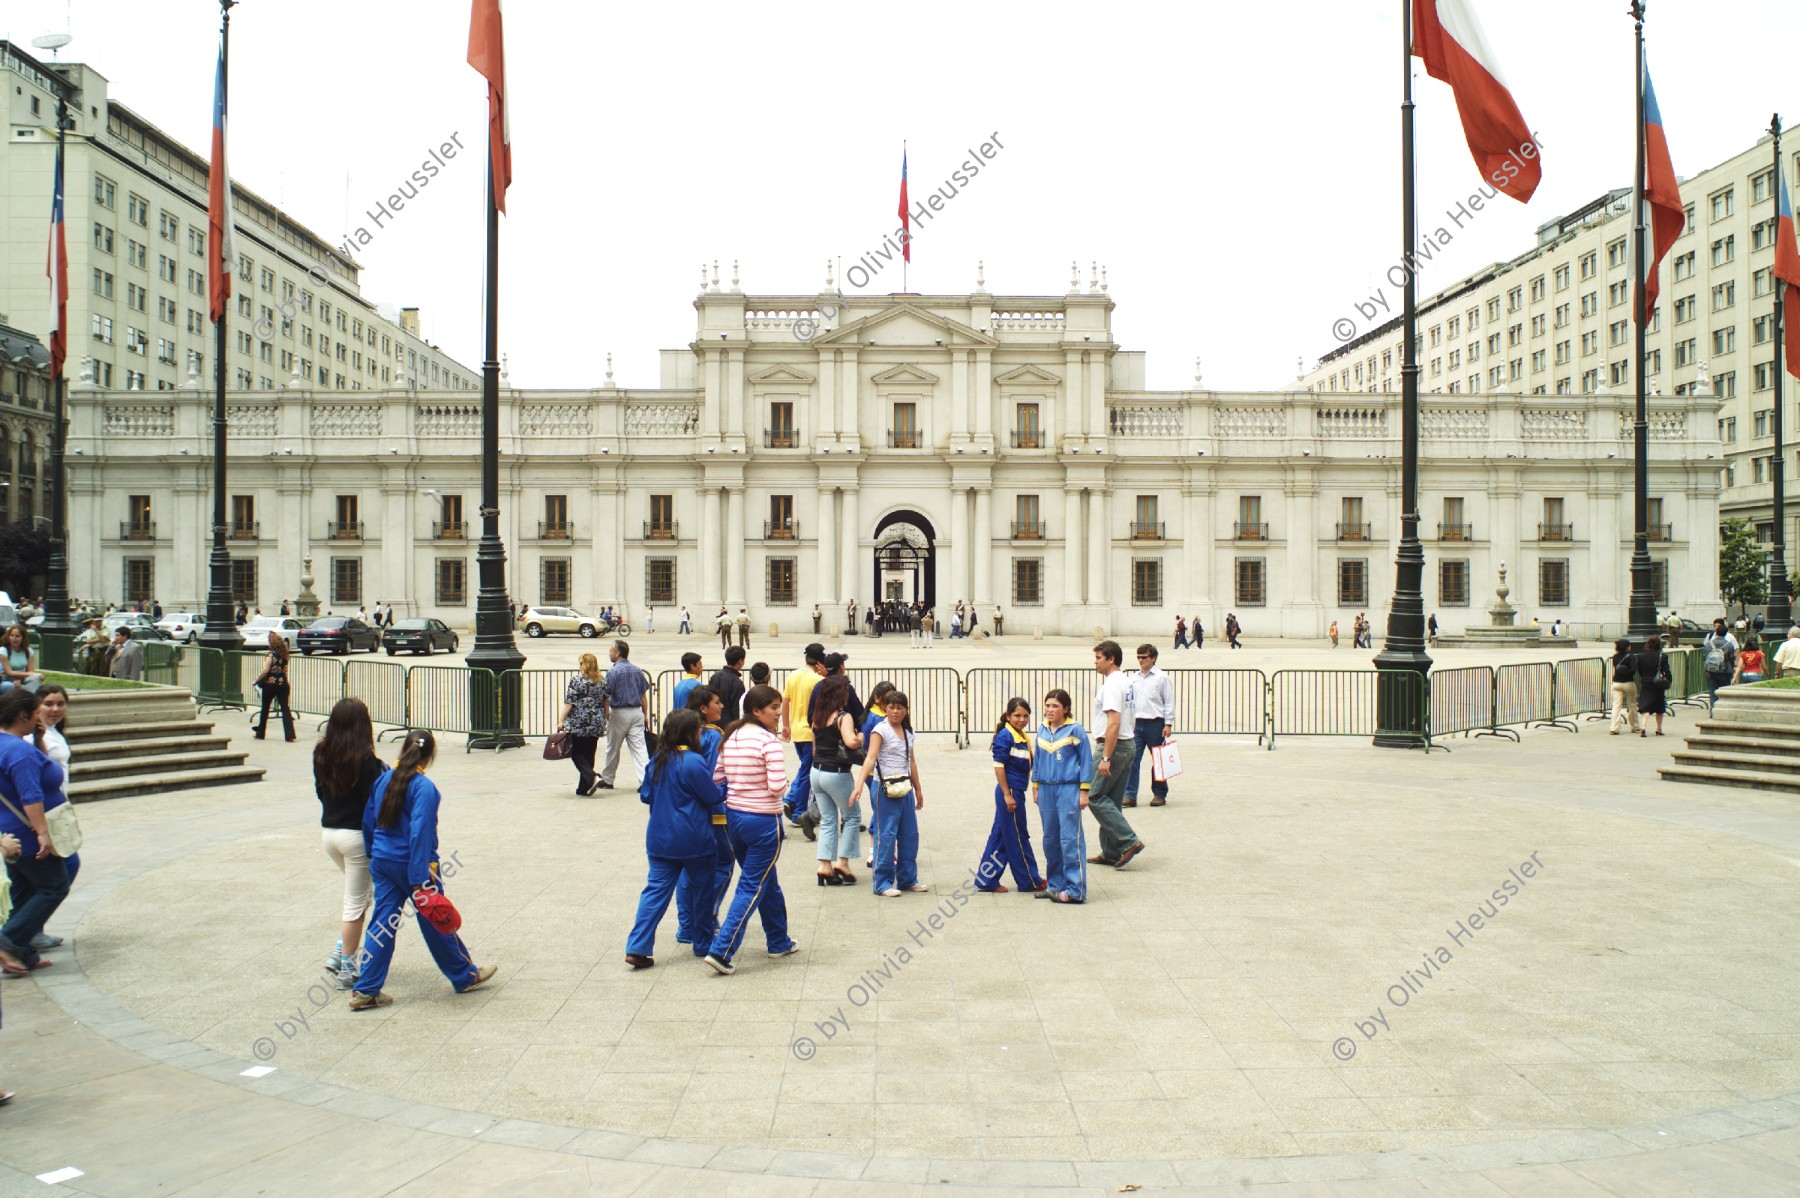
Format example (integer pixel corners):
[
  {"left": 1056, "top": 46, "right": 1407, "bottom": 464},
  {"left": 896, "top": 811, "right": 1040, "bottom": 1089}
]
[
  {"left": 846, "top": 667, "right": 963, "bottom": 742},
  {"left": 964, "top": 668, "right": 1101, "bottom": 744},
  {"left": 1267, "top": 669, "right": 1428, "bottom": 750},
  {"left": 194, "top": 646, "right": 245, "bottom": 711},
  {"left": 1669, "top": 648, "right": 1707, "bottom": 705},
  {"left": 1493, "top": 661, "right": 1556, "bottom": 730},
  {"left": 142, "top": 641, "right": 182, "bottom": 687},
  {"left": 346, "top": 659, "right": 410, "bottom": 733},
  {"left": 1167, "top": 669, "right": 1268, "bottom": 743},
  {"left": 285, "top": 654, "right": 347, "bottom": 718},
  {"left": 653, "top": 668, "right": 795, "bottom": 733},
  {"left": 1552, "top": 656, "right": 1607, "bottom": 724},
  {"left": 405, "top": 665, "right": 488, "bottom": 738},
  {"left": 1428, "top": 666, "right": 1496, "bottom": 739},
  {"left": 509, "top": 669, "right": 575, "bottom": 738}
]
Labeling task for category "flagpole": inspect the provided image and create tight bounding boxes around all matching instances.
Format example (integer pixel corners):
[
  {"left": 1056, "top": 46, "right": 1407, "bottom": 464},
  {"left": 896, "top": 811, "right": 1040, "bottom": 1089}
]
[
  {"left": 197, "top": 0, "right": 242, "bottom": 654},
  {"left": 1771, "top": 111, "right": 1792, "bottom": 630},
  {"left": 1373, "top": 0, "right": 1432, "bottom": 747},
  {"left": 38, "top": 87, "right": 74, "bottom": 667},
  {"left": 902, "top": 140, "right": 909, "bottom": 293},
  {"left": 1626, "top": 0, "right": 1657, "bottom": 647}
]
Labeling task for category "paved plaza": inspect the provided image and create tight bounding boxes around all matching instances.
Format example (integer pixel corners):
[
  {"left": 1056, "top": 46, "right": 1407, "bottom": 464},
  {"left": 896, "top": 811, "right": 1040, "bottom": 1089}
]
[{"left": 3, "top": 632, "right": 1799, "bottom": 1195}]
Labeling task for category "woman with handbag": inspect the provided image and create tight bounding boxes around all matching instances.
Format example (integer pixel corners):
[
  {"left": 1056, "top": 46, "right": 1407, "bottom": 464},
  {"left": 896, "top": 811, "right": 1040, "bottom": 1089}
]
[
  {"left": 349, "top": 729, "right": 497, "bottom": 1010},
  {"left": 556, "top": 653, "right": 607, "bottom": 795},
  {"left": 315, "top": 699, "right": 383, "bottom": 990},
  {"left": 0, "top": 690, "right": 75, "bottom": 974},
  {"left": 807, "top": 675, "right": 864, "bottom": 887},
  {"left": 253, "top": 632, "right": 296, "bottom": 742},
  {"left": 1633, "top": 634, "right": 1671, "bottom": 737},
  {"left": 852, "top": 692, "right": 926, "bottom": 898},
  {"left": 1608, "top": 638, "right": 1641, "bottom": 735}
]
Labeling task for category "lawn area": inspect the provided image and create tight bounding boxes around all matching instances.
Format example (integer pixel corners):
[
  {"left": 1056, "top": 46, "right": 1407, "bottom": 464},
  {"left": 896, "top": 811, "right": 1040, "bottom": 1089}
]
[
  {"left": 41, "top": 671, "right": 157, "bottom": 692},
  {"left": 1748, "top": 677, "right": 1800, "bottom": 689}
]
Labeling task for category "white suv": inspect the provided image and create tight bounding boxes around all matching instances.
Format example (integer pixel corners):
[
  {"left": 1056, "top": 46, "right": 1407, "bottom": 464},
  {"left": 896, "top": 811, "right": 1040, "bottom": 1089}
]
[{"left": 156, "top": 610, "right": 206, "bottom": 643}]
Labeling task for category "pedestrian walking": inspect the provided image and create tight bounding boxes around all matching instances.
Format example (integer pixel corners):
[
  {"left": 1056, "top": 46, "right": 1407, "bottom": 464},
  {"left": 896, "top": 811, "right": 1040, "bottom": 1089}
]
[
  {"left": 708, "top": 646, "right": 748, "bottom": 723},
  {"left": 1776, "top": 626, "right": 1800, "bottom": 679},
  {"left": 1174, "top": 615, "right": 1189, "bottom": 650},
  {"left": 1428, "top": 613, "right": 1439, "bottom": 645},
  {"left": 1192, "top": 616, "right": 1204, "bottom": 649},
  {"left": 0, "top": 689, "right": 74, "bottom": 977},
  {"left": 950, "top": 609, "right": 963, "bottom": 639},
  {"left": 1124, "top": 645, "right": 1174, "bottom": 808},
  {"left": 672, "top": 652, "right": 705, "bottom": 711},
  {"left": 717, "top": 607, "right": 732, "bottom": 651},
  {"left": 1634, "top": 635, "right": 1672, "bottom": 736},
  {"left": 1031, "top": 689, "right": 1092, "bottom": 904},
  {"left": 314, "top": 699, "right": 382, "bottom": 989},
  {"left": 253, "top": 632, "right": 296, "bottom": 742},
  {"left": 865, "top": 604, "right": 876, "bottom": 637},
  {"left": 1701, "top": 618, "right": 1739, "bottom": 708},
  {"left": 646, "top": 607, "right": 655, "bottom": 633},
  {"left": 675, "top": 685, "right": 733, "bottom": 946},
  {"left": 597, "top": 640, "right": 650, "bottom": 790},
  {"left": 349, "top": 730, "right": 497, "bottom": 1009},
  {"left": 679, "top": 606, "right": 691, "bottom": 634},
  {"left": 921, "top": 610, "right": 935, "bottom": 647},
  {"left": 1608, "top": 638, "right": 1641, "bottom": 735},
  {"left": 106, "top": 628, "right": 141, "bottom": 682},
  {"left": 736, "top": 608, "right": 752, "bottom": 649},
  {"left": 1663, "top": 610, "right": 1682, "bottom": 648},
  {"left": 1736, "top": 634, "right": 1767, "bottom": 685},
  {"left": 852, "top": 692, "right": 927, "bottom": 897},
  {"left": 993, "top": 605, "right": 1004, "bottom": 636},
  {"left": 1329, "top": 620, "right": 1340, "bottom": 648},
  {"left": 909, "top": 607, "right": 923, "bottom": 647},
  {"left": 558, "top": 653, "right": 608, "bottom": 795},
  {"left": 968, "top": 606, "right": 979, "bottom": 637},
  {"left": 807, "top": 675, "right": 864, "bottom": 886},
  {"left": 1225, "top": 614, "right": 1242, "bottom": 649},
  {"left": 980, "top": 698, "right": 1045, "bottom": 893},
  {"left": 624, "top": 710, "right": 725, "bottom": 969},
  {"left": 1084, "top": 642, "right": 1146, "bottom": 870},
  {"left": 780, "top": 645, "right": 827, "bottom": 836},
  {"left": 705, "top": 685, "right": 798, "bottom": 974}
]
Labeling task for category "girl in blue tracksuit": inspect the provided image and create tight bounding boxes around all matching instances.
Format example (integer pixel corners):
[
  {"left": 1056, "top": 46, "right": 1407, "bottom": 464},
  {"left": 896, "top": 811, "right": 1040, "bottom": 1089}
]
[
  {"left": 1030, "top": 688, "right": 1092, "bottom": 904},
  {"left": 627, "top": 709, "right": 726, "bottom": 968},
  {"left": 676, "top": 687, "right": 732, "bottom": 944},
  {"left": 353, "top": 729, "right": 495, "bottom": 1009},
  {"left": 976, "top": 698, "right": 1045, "bottom": 893}
]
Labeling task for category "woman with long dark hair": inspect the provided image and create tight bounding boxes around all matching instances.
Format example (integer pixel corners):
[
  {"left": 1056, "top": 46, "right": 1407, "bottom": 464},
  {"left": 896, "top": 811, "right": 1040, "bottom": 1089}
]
[
  {"left": 704, "top": 684, "right": 796, "bottom": 974},
  {"left": 350, "top": 729, "right": 495, "bottom": 1009},
  {"left": 1608, "top": 638, "right": 1640, "bottom": 735},
  {"left": 314, "top": 699, "right": 383, "bottom": 989},
  {"left": 0, "top": 690, "right": 71, "bottom": 973},
  {"left": 978, "top": 697, "right": 1045, "bottom": 893},
  {"left": 625, "top": 709, "right": 726, "bottom": 968},
  {"left": 852, "top": 691, "right": 925, "bottom": 897},
  {"left": 1633, "top": 635, "right": 1671, "bottom": 738},
  {"left": 807, "top": 674, "right": 863, "bottom": 886},
  {"left": 25, "top": 684, "right": 75, "bottom": 953},
  {"left": 254, "top": 631, "right": 295, "bottom": 742}
]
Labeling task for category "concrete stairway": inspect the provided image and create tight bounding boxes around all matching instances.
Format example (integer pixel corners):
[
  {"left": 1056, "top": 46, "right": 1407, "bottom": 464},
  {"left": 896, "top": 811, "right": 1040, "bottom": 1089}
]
[
  {"left": 64, "top": 687, "right": 265, "bottom": 801},
  {"left": 1660, "top": 684, "right": 1800, "bottom": 794}
]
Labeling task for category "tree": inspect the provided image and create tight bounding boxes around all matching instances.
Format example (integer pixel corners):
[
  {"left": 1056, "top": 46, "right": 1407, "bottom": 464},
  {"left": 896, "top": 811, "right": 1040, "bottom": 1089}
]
[{"left": 1719, "top": 517, "right": 1769, "bottom": 617}]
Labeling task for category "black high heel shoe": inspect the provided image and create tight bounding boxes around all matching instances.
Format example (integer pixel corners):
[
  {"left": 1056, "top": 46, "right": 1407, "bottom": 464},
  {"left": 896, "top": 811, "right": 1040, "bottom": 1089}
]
[
  {"left": 833, "top": 867, "right": 857, "bottom": 884},
  {"left": 816, "top": 871, "right": 844, "bottom": 886}
]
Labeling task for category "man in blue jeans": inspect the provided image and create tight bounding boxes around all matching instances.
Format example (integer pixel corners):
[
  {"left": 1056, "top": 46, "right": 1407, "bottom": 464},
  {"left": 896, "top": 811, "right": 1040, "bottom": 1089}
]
[{"left": 1124, "top": 644, "right": 1175, "bottom": 808}]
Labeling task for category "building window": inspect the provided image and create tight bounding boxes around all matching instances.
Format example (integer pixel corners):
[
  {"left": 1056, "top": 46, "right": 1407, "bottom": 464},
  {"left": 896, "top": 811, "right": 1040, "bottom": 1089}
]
[
  {"left": 1711, "top": 236, "right": 1735, "bottom": 267},
  {"left": 125, "top": 495, "right": 153, "bottom": 538},
  {"left": 1012, "top": 558, "right": 1043, "bottom": 605},
  {"left": 768, "top": 401, "right": 797, "bottom": 448},
  {"left": 1337, "top": 559, "right": 1368, "bottom": 606},
  {"left": 230, "top": 494, "right": 256, "bottom": 538},
  {"left": 1131, "top": 560, "right": 1162, "bottom": 606},
  {"left": 647, "top": 494, "right": 675, "bottom": 539},
  {"left": 1720, "top": 417, "right": 1737, "bottom": 442},
  {"left": 767, "top": 495, "right": 795, "bottom": 539},
  {"left": 1013, "top": 403, "right": 1041, "bottom": 448},
  {"left": 123, "top": 558, "right": 152, "bottom": 603},
  {"left": 229, "top": 559, "right": 258, "bottom": 605},
  {"left": 538, "top": 558, "right": 572, "bottom": 606},
  {"left": 1439, "top": 559, "right": 1470, "bottom": 607},
  {"left": 1650, "top": 559, "right": 1669, "bottom": 608},
  {"left": 1538, "top": 559, "right": 1569, "bottom": 607},
  {"left": 1339, "top": 496, "right": 1367, "bottom": 541},
  {"left": 1554, "top": 264, "right": 1570, "bottom": 291},
  {"left": 330, "top": 558, "right": 362, "bottom": 606},
  {"left": 1711, "top": 187, "right": 1734, "bottom": 221},
  {"left": 424, "top": 559, "right": 465, "bottom": 606},
  {"left": 1131, "top": 496, "right": 1162, "bottom": 540},
  {"left": 94, "top": 175, "right": 116, "bottom": 209},
  {"left": 1717, "top": 371, "right": 1737, "bottom": 397},
  {"left": 1236, "top": 496, "right": 1266, "bottom": 541},
  {"left": 1713, "top": 281, "right": 1736, "bottom": 311},
  {"left": 890, "top": 402, "right": 919, "bottom": 448},
  {"left": 128, "top": 193, "right": 148, "bottom": 225},
  {"left": 91, "top": 269, "right": 113, "bottom": 299},
  {"left": 1013, "top": 494, "right": 1042, "bottom": 539},
  {"left": 766, "top": 557, "right": 798, "bottom": 605},
  {"left": 543, "top": 494, "right": 570, "bottom": 538},
  {"left": 645, "top": 558, "right": 676, "bottom": 605},
  {"left": 1541, "top": 497, "right": 1570, "bottom": 541},
  {"left": 331, "top": 495, "right": 361, "bottom": 540},
  {"left": 1234, "top": 559, "right": 1266, "bottom": 606}
]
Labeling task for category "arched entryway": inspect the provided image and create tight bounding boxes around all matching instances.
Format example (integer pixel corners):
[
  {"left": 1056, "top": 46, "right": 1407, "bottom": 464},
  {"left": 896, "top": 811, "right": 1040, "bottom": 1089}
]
[{"left": 872, "top": 510, "right": 936, "bottom": 610}]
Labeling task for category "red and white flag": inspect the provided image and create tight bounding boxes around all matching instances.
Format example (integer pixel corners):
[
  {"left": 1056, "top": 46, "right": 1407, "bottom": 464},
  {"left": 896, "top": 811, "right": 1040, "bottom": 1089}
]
[
  {"left": 206, "top": 30, "right": 235, "bottom": 324},
  {"left": 1412, "top": 0, "right": 1541, "bottom": 203},
  {"left": 897, "top": 146, "right": 910, "bottom": 262},
  {"left": 46, "top": 145, "right": 67, "bottom": 378},
  {"left": 468, "top": 0, "right": 511, "bottom": 212},
  {"left": 1774, "top": 165, "right": 1800, "bottom": 377}
]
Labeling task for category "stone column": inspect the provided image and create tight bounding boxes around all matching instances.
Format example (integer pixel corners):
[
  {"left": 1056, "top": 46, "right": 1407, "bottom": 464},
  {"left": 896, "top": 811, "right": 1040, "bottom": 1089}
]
[
  {"left": 1087, "top": 485, "right": 1109, "bottom": 613},
  {"left": 726, "top": 486, "right": 746, "bottom": 604},
  {"left": 701, "top": 486, "right": 721, "bottom": 603},
  {"left": 817, "top": 486, "right": 837, "bottom": 606},
  {"left": 1063, "top": 486, "right": 1085, "bottom": 612},
  {"left": 1184, "top": 478, "right": 1213, "bottom": 609},
  {"left": 596, "top": 486, "right": 621, "bottom": 605},
  {"left": 973, "top": 485, "right": 992, "bottom": 609},
  {"left": 1280, "top": 471, "right": 1320, "bottom": 638},
  {"left": 948, "top": 486, "right": 968, "bottom": 614},
  {"left": 840, "top": 487, "right": 860, "bottom": 606}
]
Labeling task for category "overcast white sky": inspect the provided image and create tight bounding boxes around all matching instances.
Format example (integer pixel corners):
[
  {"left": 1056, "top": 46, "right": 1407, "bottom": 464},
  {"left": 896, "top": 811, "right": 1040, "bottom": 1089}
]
[{"left": 6, "top": 1, "right": 1797, "bottom": 391}]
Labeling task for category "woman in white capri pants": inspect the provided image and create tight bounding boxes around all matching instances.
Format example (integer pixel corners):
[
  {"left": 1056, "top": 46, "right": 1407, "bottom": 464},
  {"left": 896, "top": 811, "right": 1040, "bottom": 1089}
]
[{"left": 313, "top": 699, "right": 383, "bottom": 989}]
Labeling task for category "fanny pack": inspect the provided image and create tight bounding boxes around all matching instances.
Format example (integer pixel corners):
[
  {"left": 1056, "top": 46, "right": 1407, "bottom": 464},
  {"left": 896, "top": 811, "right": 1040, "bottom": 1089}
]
[{"left": 877, "top": 729, "right": 913, "bottom": 798}]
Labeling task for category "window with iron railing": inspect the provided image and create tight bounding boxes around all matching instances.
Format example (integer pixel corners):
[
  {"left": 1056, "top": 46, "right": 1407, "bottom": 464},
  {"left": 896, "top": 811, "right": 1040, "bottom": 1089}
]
[
  {"left": 890, "top": 402, "right": 919, "bottom": 448},
  {"left": 1012, "top": 403, "right": 1041, "bottom": 448},
  {"left": 1335, "top": 522, "right": 1371, "bottom": 541},
  {"left": 646, "top": 558, "right": 676, "bottom": 605},
  {"left": 327, "top": 520, "right": 364, "bottom": 540},
  {"left": 540, "top": 558, "right": 572, "bottom": 606},
  {"left": 767, "top": 558, "right": 797, "bottom": 605},
  {"left": 1234, "top": 522, "right": 1269, "bottom": 541},
  {"left": 542, "top": 494, "right": 571, "bottom": 538},
  {"left": 1235, "top": 558, "right": 1266, "bottom": 606},
  {"left": 1439, "top": 559, "right": 1470, "bottom": 606},
  {"left": 436, "top": 559, "right": 466, "bottom": 606},
  {"left": 648, "top": 495, "right": 675, "bottom": 539},
  {"left": 767, "top": 402, "right": 797, "bottom": 448}
]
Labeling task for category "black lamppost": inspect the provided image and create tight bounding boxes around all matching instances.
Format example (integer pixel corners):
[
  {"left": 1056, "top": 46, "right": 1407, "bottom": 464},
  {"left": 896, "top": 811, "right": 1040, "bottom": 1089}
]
[
  {"left": 1373, "top": 0, "right": 1432, "bottom": 746},
  {"left": 1624, "top": 0, "right": 1659, "bottom": 647},
  {"left": 1768, "top": 112, "right": 1792, "bottom": 630},
  {"left": 38, "top": 88, "right": 76, "bottom": 666}
]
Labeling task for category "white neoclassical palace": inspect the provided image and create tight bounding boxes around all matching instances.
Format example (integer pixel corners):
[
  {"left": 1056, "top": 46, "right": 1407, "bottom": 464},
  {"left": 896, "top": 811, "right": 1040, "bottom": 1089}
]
[{"left": 66, "top": 274, "right": 1725, "bottom": 637}]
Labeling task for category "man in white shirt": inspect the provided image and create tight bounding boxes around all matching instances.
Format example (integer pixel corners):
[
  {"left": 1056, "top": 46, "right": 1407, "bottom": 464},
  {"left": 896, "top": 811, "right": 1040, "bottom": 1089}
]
[
  {"left": 1086, "top": 641, "right": 1146, "bottom": 871},
  {"left": 1124, "top": 644, "right": 1175, "bottom": 808},
  {"left": 1775, "top": 627, "right": 1800, "bottom": 679}
]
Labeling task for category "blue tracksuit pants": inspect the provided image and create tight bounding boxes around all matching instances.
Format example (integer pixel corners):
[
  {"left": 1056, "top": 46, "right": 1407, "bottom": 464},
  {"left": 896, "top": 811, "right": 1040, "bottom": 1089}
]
[
  {"left": 629, "top": 853, "right": 716, "bottom": 959},
  {"left": 356, "top": 857, "right": 479, "bottom": 994},
  {"left": 785, "top": 741, "right": 814, "bottom": 818},
  {"left": 675, "top": 824, "right": 734, "bottom": 943},
  {"left": 1125, "top": 717, "right": 1168, "bottom": 802},
  {"left": 1036, "top": 782, "right": 1087, "bottom": 901},
  {"left": 979, "top": 784, "right": 1042, "bottom": 890},
  {"left": 708, "top": 811, "right": 794, "bottom": 963},
  {"left": 870, "top": 787, "right": 920, "bottom": 892}
]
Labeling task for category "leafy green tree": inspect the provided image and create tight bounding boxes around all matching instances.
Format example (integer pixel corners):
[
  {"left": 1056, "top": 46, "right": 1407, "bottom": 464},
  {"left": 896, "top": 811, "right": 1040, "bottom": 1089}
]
[
  {"left": 1718, "top": 516, "right": 1769, "bottom": 617},
  {"left": 0, "top": 520, "right": 48, "bottom": 599}
]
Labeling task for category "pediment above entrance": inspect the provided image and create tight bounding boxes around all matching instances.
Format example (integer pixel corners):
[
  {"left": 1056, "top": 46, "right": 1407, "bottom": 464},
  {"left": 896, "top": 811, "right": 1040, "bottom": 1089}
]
[
  {"left": 816, "top": 303, "right": 998, "bottom": 350},
  {"left": 993, "top": 364, "right": 1061, "bottom": 386},
  {"left": 870, "top": 362, "right": 940, "bottom": 386},
  {"left": 748, "top": 363, "right": 816, "bottom": 385}
]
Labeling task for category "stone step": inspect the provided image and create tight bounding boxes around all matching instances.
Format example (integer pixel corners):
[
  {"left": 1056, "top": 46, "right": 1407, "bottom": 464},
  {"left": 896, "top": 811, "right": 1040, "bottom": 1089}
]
[
  {"left": 1667, "top": 749, "right": 1800, "bottom": 777},
  {"left": 65, "top": 720, "right": 218, "bottom": 746},
  {"left": 64, "top": 693, "right": 199, "bottom": 728},
  {"left": 1692, "top": 720, "right": 1800, "bottom": 740},
  {"left": 1658, "top": 763, "right": 1800, "bottom": 793},
  {"left": 71, "top": 748, "right": 250, "bottom": 782},
  {"left": 66, "top": 733, "right": 235, "bottom": 759},
  {"left": 69, "top": 764, "right": 267, "bottom": 802},
  {"left": 1685, "top": 734, "right": 1800, "bottom": 759}
]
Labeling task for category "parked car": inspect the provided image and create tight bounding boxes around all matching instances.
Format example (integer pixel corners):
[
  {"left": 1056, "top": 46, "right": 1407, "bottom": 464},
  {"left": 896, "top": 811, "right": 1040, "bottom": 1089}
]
[
  {"left": 241, "top": 615, "right": 307, "bottom": 650},
  {"left": 383, "top": 618, "right": 460, "bottom": 656},
  {"left": 518, "top": 606, "right": 628, "bottom": 638},
  {"left": 296, "top": 616, "right": 382, "bottom": 655},
  {"left": 155, "top": 610, "right": 206, "bottom": 643},
  {"left": 104, "top": 612, "right": 171, "bottom": 640}
]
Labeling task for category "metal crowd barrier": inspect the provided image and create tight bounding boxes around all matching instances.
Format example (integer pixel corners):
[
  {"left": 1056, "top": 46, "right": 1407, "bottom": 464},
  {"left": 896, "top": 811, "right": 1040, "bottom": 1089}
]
[
  {"left": 964, "top": 668, "right": 1101, "bottom": 742},
  {"left": 404, "top": 665, "right": 488, "bottom": 740},
  {"left": 286, "top": 654, "right": 346, "bottom": 719},
  {"left": 194, "top": 645, "right": 245, "bottom": 711},
  {"left": 1267, "top": 669, "right": 1429, "bottom": 751},
  {"left": 1427, "top": 665, "right": 1499, "bottom": 740},
  {"left": 1551, "top": 655, "right": 1607, "bottom": 726},
  {"left": 1493, "top": 661, "right": 1557, "bottom": 730},
  {"left": 1167, "top": 669, "right": 1268, "bottom": 743},
  {"left": 346, "top": 659, "right": 410, "bottom": 735},
  {"left": 507, "top": 668, "right": 576, "bottom": 738},
  {"left": 142, "top": 641, "right": 183, "bottom": 687},
  {"left": 845, "top": 667, "right": 963, "bottom": 742}
]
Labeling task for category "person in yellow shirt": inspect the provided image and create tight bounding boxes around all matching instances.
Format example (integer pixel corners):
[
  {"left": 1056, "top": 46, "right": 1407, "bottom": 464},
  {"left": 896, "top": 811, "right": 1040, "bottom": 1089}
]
[{"left": 780, "top": 644, "right": 827, "bottom": 839}]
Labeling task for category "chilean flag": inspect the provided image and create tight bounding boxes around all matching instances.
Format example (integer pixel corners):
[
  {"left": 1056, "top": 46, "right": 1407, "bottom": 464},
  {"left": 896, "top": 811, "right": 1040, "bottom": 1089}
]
[
  {"left": 897, "top": 147, "right": 910, "bottom": 262},
  {"left": 206, "top": 31, "right": 235, "bottom": 325},
  {"left": 46, "top": 146, "right": 67, "bottom": 379},
  {"left": 1639, "top": 68, "right": 1684, "bottom": 323},
  {"left": 1412, "top": 0, "right": 1540, "bottom": 203},
  {"left": 468, "top": 0, "right": 511, "bottom": 213},
  {"left": 1776, "top": 166, "right": 1800, "bottom": 378}
]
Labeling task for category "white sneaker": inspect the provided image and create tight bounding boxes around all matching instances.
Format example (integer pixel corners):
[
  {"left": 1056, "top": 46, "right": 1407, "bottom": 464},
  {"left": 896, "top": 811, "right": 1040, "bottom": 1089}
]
[{"left": 879, "top": 887, "right": 902, "bottom": 897}]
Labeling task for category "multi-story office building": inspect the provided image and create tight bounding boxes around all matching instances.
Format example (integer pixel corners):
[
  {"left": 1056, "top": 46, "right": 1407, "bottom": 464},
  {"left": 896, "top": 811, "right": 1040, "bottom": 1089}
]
[
  {"left": 67, "top": 278, "right": 1721, "bottom": 636},
  {"left": 1306, "top": 128, "right": 1800, "bottom": 548},
  {"left": 0, "top": 325, "right": 58, "bottom": 526},
  {"left": 0, "top": 41, "right": 475, "bottom": 400}
]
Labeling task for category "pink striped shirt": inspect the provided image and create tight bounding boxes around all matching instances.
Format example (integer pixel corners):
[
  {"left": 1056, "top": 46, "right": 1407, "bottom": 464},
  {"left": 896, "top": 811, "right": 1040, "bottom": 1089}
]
[{"left": 713, "top": 724, "right": 788, "bottom": 814}]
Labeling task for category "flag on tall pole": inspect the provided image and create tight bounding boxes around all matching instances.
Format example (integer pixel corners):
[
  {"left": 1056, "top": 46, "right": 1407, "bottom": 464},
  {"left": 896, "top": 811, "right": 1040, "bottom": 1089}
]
[
  {"left": 46, "top": 141, "right": 67, "bottom": 379},
  {"left": 1411, "top": 0, "right": 1541, "bottom": 202},
  {"left": 468, "top": 0, "right": 511, "bottom": 212},
  {"left": 1775, "top": 166, "right": 1800, "bottom": 378},
  {"left": 206, "top": 29, "right": 235, "bottom": 324},
  {"left": 897, "top": 145, "right": 910, "bottom": 262},
  {"left": 1638, "top": 68, "right": 1683, "bottom": 322}
]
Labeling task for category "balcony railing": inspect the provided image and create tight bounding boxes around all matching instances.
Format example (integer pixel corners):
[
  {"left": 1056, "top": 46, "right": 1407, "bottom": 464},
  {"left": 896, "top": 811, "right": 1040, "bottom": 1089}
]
[
  {"left": 1234, "top": 522, "right": 1269, "bottom": 541},
  {"left": 1438, "top": 522, "right": 1474, "bottom": 541},
  {"left": 764, "top": 520, "right": 799, "bottom": 540},
  {"left": 1011, "top": 520, "right": 1045, "bottom": 540},
  {"left": 887, "top": 430, "right": 922, "bottom": 448},
  {"left": 1538, "top": 522, "right": 1575, "bottom": 541},
  {"left": 538, "top": 521, "right": 574, "bottom": 540},
  {"left": 763, "top": 429, "right": 800, "bottom": 449},
  {"left": 228, "top": 522, "right": 259, "bottom": 541},
  {"left": 1129, "top": 521, "right": 1166, "bottom": 541},
  {"left": 643, "top": 521, "right": 679, "bottom": 541},
  {"left": 1648, "top": 523, "right": 1673, "bottom": 542},
  {"left": 1010, "top": 429, "right": 1043, "bottom": 448},
  {"left": 120, "top": 522, "right": 156, "bottom": 540},
  {"left": 1336, "top": 522, "right": 1372, "bottom": 541},
  {"left": 327, "top": 520, "right": 364, "bottom": 540},
  {"left": 433, "top": 520, "right": 466, "bottom": 540}
]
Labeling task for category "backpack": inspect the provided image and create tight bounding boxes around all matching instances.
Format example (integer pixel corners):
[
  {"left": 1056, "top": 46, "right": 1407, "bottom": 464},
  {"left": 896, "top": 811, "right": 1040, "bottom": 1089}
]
[{"left": 1704, "top": 634, "right": 1734, "bottom": 675}]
